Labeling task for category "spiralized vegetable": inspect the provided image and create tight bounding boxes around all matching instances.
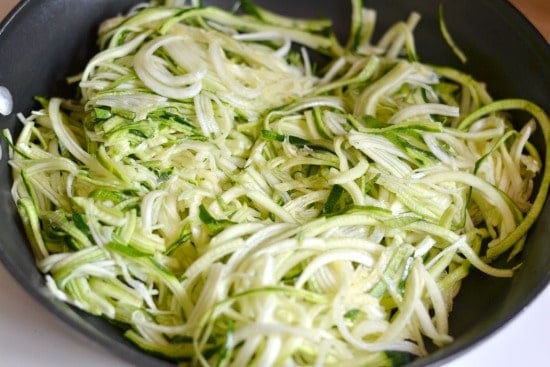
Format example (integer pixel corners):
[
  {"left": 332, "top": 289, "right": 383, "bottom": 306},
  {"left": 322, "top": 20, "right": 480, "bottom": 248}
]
[{"left": 4, "top": 0, "right": 549, "bottom": 366}]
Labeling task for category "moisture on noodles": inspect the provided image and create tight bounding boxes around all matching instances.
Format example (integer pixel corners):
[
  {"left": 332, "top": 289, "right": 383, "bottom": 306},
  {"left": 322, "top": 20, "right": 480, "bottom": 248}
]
[{"left": 4, "top": 0, "right": 549, "bottom": 366}]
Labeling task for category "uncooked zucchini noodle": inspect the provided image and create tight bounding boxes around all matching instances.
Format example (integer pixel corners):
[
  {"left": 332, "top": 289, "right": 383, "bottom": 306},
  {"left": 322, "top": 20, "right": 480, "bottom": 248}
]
[{"left": 4, "top": 0, "right": 549, "bottom": 366}]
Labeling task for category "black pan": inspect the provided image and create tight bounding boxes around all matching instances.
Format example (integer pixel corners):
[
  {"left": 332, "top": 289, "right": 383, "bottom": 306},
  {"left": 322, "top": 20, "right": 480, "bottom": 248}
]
[{"left": 0, "top": 1, "right": 548, "bottom": 366}]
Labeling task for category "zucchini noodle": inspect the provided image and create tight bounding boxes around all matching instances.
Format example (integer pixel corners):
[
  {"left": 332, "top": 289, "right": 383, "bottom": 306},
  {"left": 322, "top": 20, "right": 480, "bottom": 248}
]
[{"left": 4, "top": 0, "right": 549, "bottom": 366}]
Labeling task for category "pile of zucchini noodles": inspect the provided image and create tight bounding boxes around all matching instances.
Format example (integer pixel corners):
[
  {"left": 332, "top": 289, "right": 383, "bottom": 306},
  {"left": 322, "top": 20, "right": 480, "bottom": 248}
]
[{"left": 4, "top": 0, "right": 549, "bottom": 365}]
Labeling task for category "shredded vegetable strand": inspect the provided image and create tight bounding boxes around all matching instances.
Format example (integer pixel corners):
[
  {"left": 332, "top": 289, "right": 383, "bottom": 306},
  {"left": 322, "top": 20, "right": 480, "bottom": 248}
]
[{"left": 4, "top": 1, "right": 549, "bottom": 367}]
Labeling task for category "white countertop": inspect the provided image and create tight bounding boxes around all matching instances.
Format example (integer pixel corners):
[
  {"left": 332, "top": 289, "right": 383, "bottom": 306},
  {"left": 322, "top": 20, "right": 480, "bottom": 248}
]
[{"left": 1, "top": 0, "right": 549, "bottom": 366}]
